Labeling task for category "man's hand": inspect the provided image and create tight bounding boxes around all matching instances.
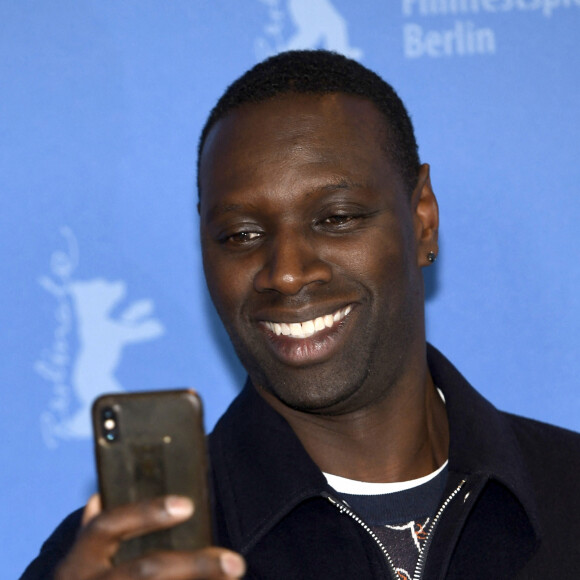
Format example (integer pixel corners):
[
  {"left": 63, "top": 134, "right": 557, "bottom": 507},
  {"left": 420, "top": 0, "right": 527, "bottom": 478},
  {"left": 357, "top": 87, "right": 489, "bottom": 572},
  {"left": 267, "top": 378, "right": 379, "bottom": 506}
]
[{"left": 55, "top": 495, "right": 246, "bottom": 579}]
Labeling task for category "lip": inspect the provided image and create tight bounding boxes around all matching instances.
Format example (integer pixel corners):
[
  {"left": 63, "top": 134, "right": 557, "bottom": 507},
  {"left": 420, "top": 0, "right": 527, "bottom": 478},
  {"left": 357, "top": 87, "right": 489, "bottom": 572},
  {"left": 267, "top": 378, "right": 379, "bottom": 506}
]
[{"left": 258, "top": 304, "right": 355, "bottom": 366}]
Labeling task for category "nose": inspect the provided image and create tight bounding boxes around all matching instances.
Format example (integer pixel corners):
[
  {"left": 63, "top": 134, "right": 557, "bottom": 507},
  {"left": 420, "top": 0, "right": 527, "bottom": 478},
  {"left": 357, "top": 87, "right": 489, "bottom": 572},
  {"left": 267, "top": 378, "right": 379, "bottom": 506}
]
[{"left": 253, "top": 233, "right": 332, "bottom": 295}]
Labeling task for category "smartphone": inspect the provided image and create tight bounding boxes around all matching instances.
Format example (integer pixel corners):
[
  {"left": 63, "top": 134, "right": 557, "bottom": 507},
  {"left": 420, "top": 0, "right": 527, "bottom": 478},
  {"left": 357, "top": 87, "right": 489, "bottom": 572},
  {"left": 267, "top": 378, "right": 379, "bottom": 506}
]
[{"left": 92, "top": 389, "right": 213, "bottom": 563}]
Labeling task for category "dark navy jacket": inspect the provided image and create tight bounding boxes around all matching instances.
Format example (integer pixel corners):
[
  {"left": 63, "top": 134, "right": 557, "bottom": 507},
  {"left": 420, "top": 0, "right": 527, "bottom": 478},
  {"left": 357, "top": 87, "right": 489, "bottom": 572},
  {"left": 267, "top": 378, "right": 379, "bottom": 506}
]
[{"left": 21, "top": 346, "right": 580, "bottom": 579}]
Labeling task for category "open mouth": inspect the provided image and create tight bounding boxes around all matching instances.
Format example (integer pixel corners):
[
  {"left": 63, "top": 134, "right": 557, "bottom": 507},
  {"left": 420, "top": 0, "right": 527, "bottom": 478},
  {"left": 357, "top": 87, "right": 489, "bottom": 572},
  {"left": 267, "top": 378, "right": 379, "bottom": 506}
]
[{"left": 262, "top": 305, "right": 352, "bottom": 339}]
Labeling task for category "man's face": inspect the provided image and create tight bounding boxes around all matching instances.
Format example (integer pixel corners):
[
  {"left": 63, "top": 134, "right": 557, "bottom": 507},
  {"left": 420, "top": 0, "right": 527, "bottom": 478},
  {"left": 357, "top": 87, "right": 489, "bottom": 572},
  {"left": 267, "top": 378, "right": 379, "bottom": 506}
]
[{"left": 199, "top": 93, "right": 437, "bottom": 415}]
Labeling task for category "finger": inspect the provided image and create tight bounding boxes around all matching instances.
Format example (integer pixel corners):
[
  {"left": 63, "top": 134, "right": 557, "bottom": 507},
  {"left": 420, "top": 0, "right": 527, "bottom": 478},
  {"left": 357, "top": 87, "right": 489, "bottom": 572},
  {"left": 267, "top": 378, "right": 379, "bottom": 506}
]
[
  {"left": 82, "top": 494, "right": 102, "bottom": 526},
  {"left": 86, "top": 495, "right": 194, "bottom": 542},
  {"left": 59, "top": 496, "right": 194, "bottom": 575},
  {"left": 112, "top": 548, "right": 246, "bottom": 580},
  {"left": 219, "top": 551, "right": 247, "bottom": 578}
]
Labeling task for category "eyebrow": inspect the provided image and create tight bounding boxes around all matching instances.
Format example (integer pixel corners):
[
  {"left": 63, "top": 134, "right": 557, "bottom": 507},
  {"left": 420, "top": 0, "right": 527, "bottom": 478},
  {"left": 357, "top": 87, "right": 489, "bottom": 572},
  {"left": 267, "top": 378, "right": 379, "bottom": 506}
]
[
  {"left": 204, "top": 202, "right": 256, "bottom": 222},
  {"left": 322, "top": 179, "right": 350, "bottom": 190},
  {"left": 320, "top": 178, "right": 365, "bottom": 192},
  {"left": 204, "top": 179, "right": 365, "bottom": 221}
]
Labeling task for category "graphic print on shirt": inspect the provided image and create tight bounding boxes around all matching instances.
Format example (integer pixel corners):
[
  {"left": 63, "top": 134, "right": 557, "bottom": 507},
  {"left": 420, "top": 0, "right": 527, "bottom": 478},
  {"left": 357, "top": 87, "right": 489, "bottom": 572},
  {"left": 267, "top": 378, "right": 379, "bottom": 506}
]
[{"left": 372, "top": 517, "right": 431, "bottom": 580}]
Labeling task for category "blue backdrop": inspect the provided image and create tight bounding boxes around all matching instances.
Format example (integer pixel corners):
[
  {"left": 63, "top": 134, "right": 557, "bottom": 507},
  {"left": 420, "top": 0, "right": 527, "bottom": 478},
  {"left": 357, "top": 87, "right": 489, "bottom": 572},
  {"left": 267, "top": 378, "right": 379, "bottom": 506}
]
[{"left": 2, "top": 1, "right": 579, "bottom": 576}]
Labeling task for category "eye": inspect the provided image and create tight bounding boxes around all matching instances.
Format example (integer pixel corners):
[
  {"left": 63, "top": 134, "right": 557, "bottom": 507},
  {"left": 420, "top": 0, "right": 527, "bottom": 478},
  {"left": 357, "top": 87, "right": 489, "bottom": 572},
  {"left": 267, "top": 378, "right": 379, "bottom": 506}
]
[
  {"left": 220, "top": 230, "right": 262, "bottom": 246},
  {"left": 317, "top": 213, "right": 365, "bottom": 231},
  {"left": 321, "top": 214, "right": 357, "bottom": 226}
]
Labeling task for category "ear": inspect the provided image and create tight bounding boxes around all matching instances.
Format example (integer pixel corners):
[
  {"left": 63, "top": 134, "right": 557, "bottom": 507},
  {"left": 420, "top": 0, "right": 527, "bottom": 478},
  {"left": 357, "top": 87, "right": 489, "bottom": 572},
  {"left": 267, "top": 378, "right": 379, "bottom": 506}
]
[{"left": 412, "top": 164, "right": 439, "bottom": 267}]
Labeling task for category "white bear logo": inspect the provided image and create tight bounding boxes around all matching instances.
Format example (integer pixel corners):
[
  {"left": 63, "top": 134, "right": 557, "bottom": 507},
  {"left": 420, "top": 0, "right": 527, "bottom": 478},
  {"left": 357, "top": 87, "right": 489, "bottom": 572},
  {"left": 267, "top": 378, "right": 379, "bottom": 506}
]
[
  {"left": 256, "top": 0, "right": 363, "bottom": 60},
  {"left": 36, "top": 228, "right": 164, "bottom": 446}
]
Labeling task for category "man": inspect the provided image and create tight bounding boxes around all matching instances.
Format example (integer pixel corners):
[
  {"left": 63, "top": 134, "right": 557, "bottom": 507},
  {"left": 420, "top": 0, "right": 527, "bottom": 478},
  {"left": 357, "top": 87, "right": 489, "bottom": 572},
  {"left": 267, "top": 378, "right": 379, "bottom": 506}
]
[{"left": 22, "top": 50, "right": 580, "bottom": 579}]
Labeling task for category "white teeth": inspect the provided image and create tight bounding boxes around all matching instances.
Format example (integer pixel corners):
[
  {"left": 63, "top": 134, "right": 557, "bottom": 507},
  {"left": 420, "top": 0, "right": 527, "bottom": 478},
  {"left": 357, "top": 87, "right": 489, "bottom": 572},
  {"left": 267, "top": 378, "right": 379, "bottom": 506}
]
[
  {"left": 290, "top": 323, "right": 302, "bottom": 335},
  {"left": 302, "top": 320, "right": 315, "bottom": 336},
  {"left": 264, "top": 306, "right": 353, "bottom": 339}
]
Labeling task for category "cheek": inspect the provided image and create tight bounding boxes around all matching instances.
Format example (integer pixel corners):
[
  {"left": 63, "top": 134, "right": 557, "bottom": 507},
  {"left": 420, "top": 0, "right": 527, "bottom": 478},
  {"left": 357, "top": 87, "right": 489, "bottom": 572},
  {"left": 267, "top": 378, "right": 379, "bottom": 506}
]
[
  {"left": 202, "top": 247, "right": 255, "bottom": 317},
  {"left": 340, "top": 235, "right": 419, "bottom": 315},
  {"left": 331, "top": 232, "right": 410, "bottom": 283}
]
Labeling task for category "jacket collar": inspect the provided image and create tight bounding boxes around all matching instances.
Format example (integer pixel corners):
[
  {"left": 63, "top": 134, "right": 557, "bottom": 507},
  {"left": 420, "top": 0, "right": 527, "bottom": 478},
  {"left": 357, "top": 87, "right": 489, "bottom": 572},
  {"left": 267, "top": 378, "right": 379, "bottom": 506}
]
[
  {"left": 427, "top": 344, "right": 540, "bottom": 534},
  {"left": 209, "top": 382, "right": 329, "bottom": 553},
  {"left": 209, "top": 344, "right": 541, "bottom": 553}
]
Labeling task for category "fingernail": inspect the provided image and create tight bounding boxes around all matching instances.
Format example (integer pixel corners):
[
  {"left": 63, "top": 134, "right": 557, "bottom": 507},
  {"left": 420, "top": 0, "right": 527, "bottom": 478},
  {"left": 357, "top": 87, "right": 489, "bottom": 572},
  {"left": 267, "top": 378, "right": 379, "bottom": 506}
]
[
  {"left": 220, "top": 552, "right": 246, "bottom": 577},
  {"left": 165, "top": 496, "right": 194, "bottom": 518}
]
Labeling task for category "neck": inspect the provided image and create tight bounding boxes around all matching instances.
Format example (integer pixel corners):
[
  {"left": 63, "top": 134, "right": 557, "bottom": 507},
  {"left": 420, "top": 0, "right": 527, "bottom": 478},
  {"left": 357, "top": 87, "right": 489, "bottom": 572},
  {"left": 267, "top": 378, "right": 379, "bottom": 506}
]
[{"left": 258, "top": 367, "right": 449, "bottom": 484}]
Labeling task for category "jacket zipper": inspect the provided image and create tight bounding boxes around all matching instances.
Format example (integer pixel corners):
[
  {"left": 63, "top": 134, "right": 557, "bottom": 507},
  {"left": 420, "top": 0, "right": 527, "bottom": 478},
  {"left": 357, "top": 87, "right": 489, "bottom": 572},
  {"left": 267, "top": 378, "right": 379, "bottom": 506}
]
[
  {"left": 412, "top": 479, "right": 465, "bottom": 580},
  {"left": 323, "top": 492, "right": 399, "bottom": 580},
  {"left": 323, "top": 479, "right": 466, "bottom": 580}
]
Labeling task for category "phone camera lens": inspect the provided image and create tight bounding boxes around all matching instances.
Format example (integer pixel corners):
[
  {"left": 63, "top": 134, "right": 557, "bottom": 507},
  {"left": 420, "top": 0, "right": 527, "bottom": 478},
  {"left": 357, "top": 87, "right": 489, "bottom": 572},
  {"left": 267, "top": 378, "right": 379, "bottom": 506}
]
[
  {"left": 101, "top": 407, "right": 119, "bottom": 442},
  {"left": 104, "top": 418, "right": 116, "bottom": 430}
]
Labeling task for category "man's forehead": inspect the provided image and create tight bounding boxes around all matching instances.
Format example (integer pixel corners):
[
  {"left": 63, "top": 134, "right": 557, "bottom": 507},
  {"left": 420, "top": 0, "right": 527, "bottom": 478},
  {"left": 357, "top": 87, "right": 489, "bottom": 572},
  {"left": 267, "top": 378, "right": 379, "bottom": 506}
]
[
  {"left": 201, "top": 92, "right": 390, "bottom": 159},
  {"left": 198, "top": 96, "right": 409, "bottom": 211},
  {"left": 198, "top": 93, "right": 409, "bottom": 216},
  {"left": 220, "top": 90, "right": 384, "bottom": 123}
]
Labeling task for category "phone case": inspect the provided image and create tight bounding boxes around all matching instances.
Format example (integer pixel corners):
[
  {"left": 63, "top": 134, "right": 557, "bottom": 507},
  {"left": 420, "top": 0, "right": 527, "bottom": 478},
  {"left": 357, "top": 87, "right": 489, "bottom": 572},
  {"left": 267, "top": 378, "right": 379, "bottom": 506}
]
[{"left": 92, "top": 389, "right": 213, "bottom": 563}]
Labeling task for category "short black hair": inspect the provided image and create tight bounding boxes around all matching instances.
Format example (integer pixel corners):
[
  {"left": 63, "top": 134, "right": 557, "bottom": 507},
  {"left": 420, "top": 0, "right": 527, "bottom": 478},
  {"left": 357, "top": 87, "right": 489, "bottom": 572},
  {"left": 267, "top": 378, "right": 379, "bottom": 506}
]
[{"left": 197, "top": 50, "right": 420, "bottom": 196}]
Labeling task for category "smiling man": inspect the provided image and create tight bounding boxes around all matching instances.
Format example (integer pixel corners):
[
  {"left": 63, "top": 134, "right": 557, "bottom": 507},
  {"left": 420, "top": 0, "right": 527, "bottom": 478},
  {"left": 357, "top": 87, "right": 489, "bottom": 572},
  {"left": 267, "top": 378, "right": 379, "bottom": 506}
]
[{"left": 23, "top": 51, "right": 580, "bottom": 580}]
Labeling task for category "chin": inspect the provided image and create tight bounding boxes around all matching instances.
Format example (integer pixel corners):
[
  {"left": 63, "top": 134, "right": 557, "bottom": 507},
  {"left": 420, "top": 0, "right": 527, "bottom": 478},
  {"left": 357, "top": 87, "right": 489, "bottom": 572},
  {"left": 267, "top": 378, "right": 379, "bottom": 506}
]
[{"left": 257, "top": 364, "right": 372, "bottom": 416}]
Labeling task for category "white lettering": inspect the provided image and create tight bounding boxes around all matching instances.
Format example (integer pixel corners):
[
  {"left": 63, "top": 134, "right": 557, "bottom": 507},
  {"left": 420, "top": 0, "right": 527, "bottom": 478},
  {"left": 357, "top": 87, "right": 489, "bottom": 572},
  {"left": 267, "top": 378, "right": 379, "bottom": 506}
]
[
  {"left": 402, "top": 0, "right": 420, "bottom": 16},
  {"left": 425, "top": 28, "right": 444, "bottom": 55},
  {"left": 34, "top": 360, "right": 65, "bottom": 383},
  {"left": 428, "top": 0, "right": 441, "bottom": 13},
  {"left": 404, "top": 20, "right": 496, "bottom": 57},
  {"left": 542, "top": 0, "right": 559, "bottom": 15},
  {"left": 442, "top": 28, "right": 455, "bottom": 53},
  {"left": 497, "top": 0, "right": 514, "bottom": 10},
  {"left": 401, "top": 0, "right": 579, "bottom": 59},
  {"left": 476, "top": 26, "right": 496, "bottom": 51},
  {"left": 516, "top": 0, "right": 541, "bottom": 9},
  {"left": 403, "top": 0, "right": 579, "bottom": 14},
  {"left": 404, "top": 23, "right": 425, "bottom": 56},
  {"left": 481, "top": 0, "right": 501, "bottom": 10},
  {"left": 466, "top": 21, "right": 476, "bottom": 51},
  {"left": 449, "top": 0, "right": 481, "bottom": 13}
]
